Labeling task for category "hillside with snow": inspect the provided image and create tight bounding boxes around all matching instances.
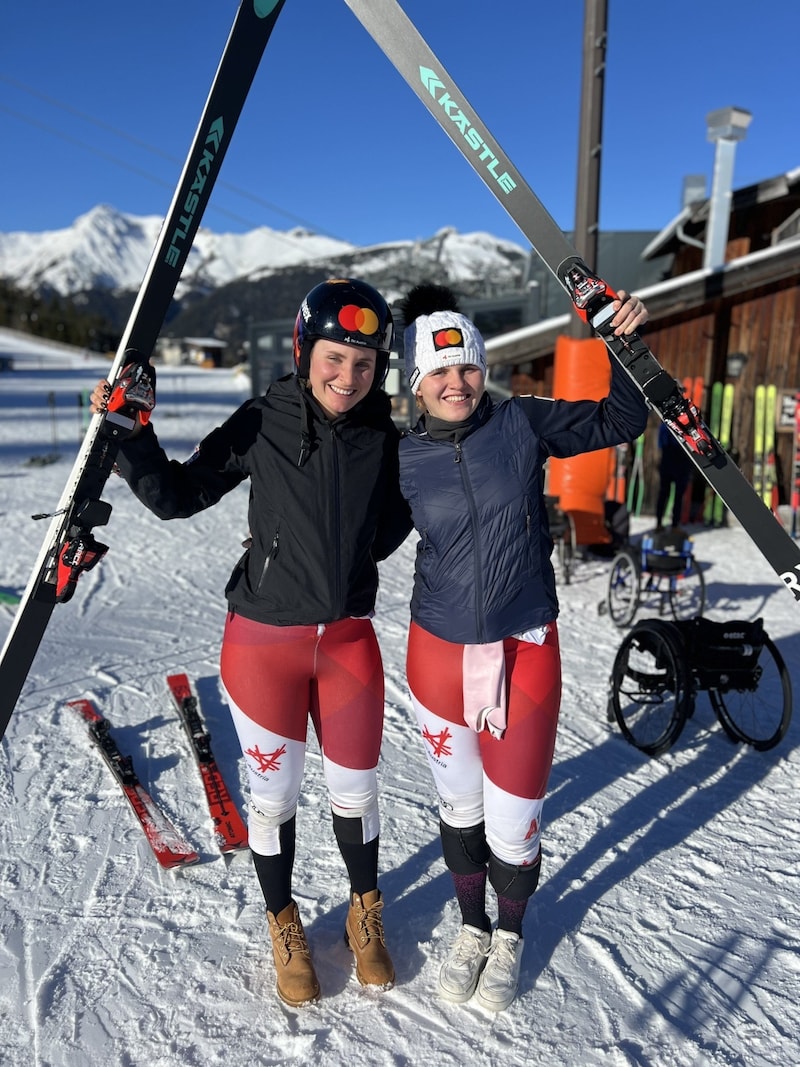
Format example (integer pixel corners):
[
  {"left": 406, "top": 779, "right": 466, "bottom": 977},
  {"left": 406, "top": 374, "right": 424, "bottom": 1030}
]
[{"left": 0, "top": 205, "right": 530, "bottom": 301}]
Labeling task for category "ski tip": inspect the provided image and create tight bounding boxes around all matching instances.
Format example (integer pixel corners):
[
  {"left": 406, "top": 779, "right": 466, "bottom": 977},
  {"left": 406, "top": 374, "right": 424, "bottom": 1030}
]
[
  {"left": 159, "top": 850, "right": 202, "bottom": 870},
  {"left": 217, "top": 838, "right": 249, "bottom": 855},
  {"left": 67, "top": 696, "right": 104, "bottom": 724},
  {"left": 166, "top": 671, "right": 192, "bottom": 692}
]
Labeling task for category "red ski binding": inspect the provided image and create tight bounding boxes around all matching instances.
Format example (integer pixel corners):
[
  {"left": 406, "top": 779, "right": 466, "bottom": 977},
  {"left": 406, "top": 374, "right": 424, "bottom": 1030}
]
[{"left": 56, "top": 534, "right": 108, "bottom": 602}]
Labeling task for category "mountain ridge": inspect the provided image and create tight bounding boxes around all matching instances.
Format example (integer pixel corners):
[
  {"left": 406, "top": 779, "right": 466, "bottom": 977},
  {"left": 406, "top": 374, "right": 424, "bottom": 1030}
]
[
  {"left": 0, "top": 203, "right": 530, "bottom": 302},
  {"left": 0, "top": 205, "right": 663, "bottom": 354}
]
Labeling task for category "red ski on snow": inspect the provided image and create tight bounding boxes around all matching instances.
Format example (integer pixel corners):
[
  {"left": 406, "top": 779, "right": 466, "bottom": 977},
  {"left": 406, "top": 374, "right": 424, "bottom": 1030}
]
[
  {"left": 69, "top": 698, "right": 200, "bottom": 870},
  {"left": 166, "top": 673, "right": 248, "bottom": 854}
]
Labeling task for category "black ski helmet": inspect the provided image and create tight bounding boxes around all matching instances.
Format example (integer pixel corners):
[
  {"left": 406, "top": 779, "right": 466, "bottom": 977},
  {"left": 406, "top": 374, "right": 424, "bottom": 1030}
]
[{"left": 293, "top": 278, "right": 393, "bottom": 389}]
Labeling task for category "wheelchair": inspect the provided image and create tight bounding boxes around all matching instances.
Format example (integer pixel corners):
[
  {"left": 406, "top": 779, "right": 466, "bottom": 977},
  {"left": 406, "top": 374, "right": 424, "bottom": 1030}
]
[
  {"left": 545, "top": 495, "right": 577, "bottom": 585},
  {"left": 603, "top": 526, "right": 705, "bottom": 628},
  {"left": 607, "top": 616, "right": 792, "bottom": 757}
]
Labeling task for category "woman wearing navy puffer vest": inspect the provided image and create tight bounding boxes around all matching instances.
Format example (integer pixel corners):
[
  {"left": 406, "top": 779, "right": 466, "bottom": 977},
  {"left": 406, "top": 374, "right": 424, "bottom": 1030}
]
[{"left": 398, "top": 282, "right": 649, "bottom": 1012}]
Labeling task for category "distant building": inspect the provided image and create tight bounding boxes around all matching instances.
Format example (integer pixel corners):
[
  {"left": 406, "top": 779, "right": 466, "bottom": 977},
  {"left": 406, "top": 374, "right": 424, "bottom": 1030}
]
[
  {"left": 485, "top": 167, "right": 800, "bottom": 510},
  {"left": 157, "top": 336, "right": 229, "bottom": 368}
]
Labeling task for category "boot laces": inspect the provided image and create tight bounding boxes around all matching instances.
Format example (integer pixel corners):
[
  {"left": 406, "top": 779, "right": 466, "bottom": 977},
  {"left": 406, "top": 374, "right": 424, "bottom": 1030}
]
[
  {"left": 358, "top": 896, "right": 387, "bottom": 945},
  {"left": 277, "top": 918, "right": 311, "bottom": 959}
]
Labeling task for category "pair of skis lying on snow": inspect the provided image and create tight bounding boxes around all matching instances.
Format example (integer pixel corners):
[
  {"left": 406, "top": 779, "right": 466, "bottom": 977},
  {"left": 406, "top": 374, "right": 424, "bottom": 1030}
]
[
  {"left": 69, "top": 673, "right": 248, "bottom": 870},
  {"left": 2, "top": 0, "right": 800, "bottom": 746}
]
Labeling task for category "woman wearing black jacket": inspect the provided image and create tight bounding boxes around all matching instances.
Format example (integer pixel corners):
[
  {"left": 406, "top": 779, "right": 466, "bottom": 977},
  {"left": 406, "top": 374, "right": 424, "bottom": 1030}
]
[{"left": 91, "top": 279, "right": 411, "bottom": 1008}]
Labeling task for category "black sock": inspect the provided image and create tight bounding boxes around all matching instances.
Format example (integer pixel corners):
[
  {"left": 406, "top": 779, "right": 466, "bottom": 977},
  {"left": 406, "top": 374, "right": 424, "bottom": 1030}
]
[
  {"left": 489, "top": 850, "right": 541, "bottom": 937},
  {"left": 451, "top": 870, "right": 491, "bottom": 933},
  {"left": 251, "top": 816, "right": 296, "bottom": 915},
  {"left": 332, "top": 811, "right": 379, "bottom": 897},
  {"left": 496, "top": 895, "right": 528, "bottom": 937}
]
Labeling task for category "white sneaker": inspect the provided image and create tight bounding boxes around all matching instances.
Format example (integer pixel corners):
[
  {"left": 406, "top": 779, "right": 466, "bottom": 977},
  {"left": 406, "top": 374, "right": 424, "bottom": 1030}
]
[
  {"left": 474, "top": 930, "right": 523, "bottom": 1012},
  {"left": 437, "top": 925, "right": 492, "bottom": 1003}
]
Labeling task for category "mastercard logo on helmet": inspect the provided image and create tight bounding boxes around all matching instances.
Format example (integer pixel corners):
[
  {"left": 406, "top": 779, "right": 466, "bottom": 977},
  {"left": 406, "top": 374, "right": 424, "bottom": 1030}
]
[{"left": 338, "top": 305, "right": 380, "bottom": 337}]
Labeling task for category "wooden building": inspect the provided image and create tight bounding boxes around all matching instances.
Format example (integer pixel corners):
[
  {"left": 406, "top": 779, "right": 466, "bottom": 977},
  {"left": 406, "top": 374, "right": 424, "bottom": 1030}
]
[{"left": 486, "top": 168, "right": 800, "bottom": 514}]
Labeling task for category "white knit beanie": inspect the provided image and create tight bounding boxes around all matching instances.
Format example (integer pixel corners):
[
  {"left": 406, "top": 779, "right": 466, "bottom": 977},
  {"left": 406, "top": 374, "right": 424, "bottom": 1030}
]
[{"left": 404, "top": 310, "right": 487, "bottom": 391}]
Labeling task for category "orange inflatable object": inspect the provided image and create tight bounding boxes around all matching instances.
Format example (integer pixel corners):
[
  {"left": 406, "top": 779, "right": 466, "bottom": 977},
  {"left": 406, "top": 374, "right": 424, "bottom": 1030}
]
[{"left": 547, "top": 336, "right": 615, "bottom": 545}]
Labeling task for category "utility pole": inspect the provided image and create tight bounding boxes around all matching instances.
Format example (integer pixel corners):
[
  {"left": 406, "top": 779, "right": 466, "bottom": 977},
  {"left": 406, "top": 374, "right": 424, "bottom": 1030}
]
[
  {"left": 570, "top": 0, "right": 608, "bottom": 339},
  {"left": 548, "top": 0, "right": 614, "bottom": 542}
]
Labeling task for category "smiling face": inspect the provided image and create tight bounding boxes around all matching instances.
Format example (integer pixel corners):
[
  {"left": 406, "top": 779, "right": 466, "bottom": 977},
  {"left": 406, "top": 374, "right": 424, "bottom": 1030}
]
[
  {"left": 307, "top": 339, "right": 377, "bottom": 419},
  {"left": 415, "top": 364, "right": 485, "bottom": 421}
]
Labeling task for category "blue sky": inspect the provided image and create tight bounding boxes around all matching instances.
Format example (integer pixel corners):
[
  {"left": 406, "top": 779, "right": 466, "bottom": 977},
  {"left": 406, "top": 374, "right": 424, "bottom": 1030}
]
[{"left": 1, "top": 0, "right": 797, "bottom": 248}]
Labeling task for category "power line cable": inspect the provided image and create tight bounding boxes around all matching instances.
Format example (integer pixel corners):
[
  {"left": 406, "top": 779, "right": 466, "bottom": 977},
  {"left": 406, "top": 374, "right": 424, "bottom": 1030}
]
[{"left": 0, "top": 75, "right": 348, "bottom": 241}]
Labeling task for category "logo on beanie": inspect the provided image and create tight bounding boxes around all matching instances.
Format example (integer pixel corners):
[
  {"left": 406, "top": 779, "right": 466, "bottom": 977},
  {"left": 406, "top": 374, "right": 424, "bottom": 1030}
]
[
  {"left": 338, "top": 305, "right": 379, "bottom": 336},
  {"left": 433, "top": 328, "right": 463, "bottom": 351}
]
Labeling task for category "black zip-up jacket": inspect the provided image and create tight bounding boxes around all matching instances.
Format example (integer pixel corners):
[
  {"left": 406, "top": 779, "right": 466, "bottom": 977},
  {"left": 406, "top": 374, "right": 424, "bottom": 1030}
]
[{"left": 114, "top": 375, "right": 412, "bottom": 626}]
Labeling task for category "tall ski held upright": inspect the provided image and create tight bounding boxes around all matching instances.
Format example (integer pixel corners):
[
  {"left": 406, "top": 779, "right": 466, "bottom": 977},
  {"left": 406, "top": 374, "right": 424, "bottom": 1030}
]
[
  {"left": 762, "top": 384, "right": 778, "bottom": 513},
  {"left": 712, "top": 382, "right": 735, "bottom": 526},
  {"left": 680, "top": 375, "right": 704, "bottom": 524},
  {"left": 343, "top": 0, "right": 800, "bottom": 608},
  {"left": 703, "top": 381, "right": 723, "bottom": 525},
  {"left": 753, "top": 384, "right": 766, "bottom": 498},
  {"left": 0, "top": 0, "right": 289, "bottom": 742}
]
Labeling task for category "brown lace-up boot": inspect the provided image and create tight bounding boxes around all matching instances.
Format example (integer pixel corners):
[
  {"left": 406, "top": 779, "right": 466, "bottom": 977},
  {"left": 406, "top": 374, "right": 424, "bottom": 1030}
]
[
  {"left": 267, "top": 901, "right": 320, "bottom": 1006},
  {"left": 344, "top": 889, "right": 395, "bottom": 988}
]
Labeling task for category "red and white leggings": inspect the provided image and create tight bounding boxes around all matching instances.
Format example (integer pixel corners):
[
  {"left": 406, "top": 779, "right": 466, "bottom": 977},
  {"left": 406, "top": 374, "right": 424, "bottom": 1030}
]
[
  {"left": 406, "top": 620, "right": 562, "bottom": 867},
  {"left": 220, "top": 612, "right": 385, "bottom": 855}
]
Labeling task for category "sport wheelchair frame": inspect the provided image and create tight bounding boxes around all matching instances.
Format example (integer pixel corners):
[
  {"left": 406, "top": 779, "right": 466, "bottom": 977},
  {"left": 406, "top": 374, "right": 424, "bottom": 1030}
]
[
  {"left": 607, "top": 616, "right": 792, "bottom": 757},
  {"left": 604, "top": 527, "right": 705, "bottom": 628}
]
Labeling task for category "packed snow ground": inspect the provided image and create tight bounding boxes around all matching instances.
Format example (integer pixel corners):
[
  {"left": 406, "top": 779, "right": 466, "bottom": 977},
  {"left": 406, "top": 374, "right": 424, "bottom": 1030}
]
[{"left": 1, "top": 329, "right": 798, "bottom": 1067}]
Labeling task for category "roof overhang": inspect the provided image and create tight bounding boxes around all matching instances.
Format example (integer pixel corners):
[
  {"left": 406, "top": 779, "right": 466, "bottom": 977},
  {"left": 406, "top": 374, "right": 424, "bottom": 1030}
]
[
  {"left": 485, "top": 237, "right": 800, "bottom": 369},
  {"left": 641, "top": 168, "right": 800, "bottom": 260}
]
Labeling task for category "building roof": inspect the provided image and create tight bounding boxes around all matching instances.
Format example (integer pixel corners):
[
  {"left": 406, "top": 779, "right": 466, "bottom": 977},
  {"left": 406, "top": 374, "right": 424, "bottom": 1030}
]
[
  {"left": 640, "top": 167, "right": 800, "bottom": 260},
  {"left": 485, "top": 236, "right": 800, "bottom": 369},
  {"left": 181, "top": 337, "right": 228, "bottom": 349}
]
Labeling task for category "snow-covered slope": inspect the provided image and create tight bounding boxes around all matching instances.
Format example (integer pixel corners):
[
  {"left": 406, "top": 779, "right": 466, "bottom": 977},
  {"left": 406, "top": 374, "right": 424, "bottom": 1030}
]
[{"left": 0, "top": 333, "right": 798, "bottom": 1067}]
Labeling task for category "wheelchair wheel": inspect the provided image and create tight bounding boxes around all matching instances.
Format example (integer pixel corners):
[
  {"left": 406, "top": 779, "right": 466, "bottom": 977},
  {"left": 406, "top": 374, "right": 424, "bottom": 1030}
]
[
  {"left": 607, "top": 547, "right": 640, "bottom": 628},
  {"left": 548, "top": 505, "right": 576, "bottom": 586},
  {"left": 560, "top": 533, "right": 574, "bottom": 585},
  {"left": 709, "top": 634, "right": 793, "bottom": 750},
  {"left": 668, "top": 555, "right": 706, "bottom": 621},
  {"left": 554, "top": 519, "right": 576, "bottom": 585},
  {"left": 609, "top": 619, "right": 693, "bottom": 756}
]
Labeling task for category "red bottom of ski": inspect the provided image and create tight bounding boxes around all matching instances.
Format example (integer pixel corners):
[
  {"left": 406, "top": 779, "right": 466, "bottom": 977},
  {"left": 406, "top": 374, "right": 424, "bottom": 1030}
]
[
  {"left": 197, "top": 760, "right": 250, "bottom": 854},
  {"left": 69, "top": 698, "right": 200, "bottom": 870},
  {"left": 166, "top": 673, "right": 249, "bottom": 853}
]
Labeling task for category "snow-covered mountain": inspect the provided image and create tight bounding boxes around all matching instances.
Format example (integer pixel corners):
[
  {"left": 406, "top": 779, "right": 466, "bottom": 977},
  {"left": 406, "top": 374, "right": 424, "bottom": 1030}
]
[{"left": 0, "top": 204, "right": 530, "bottom": 300}]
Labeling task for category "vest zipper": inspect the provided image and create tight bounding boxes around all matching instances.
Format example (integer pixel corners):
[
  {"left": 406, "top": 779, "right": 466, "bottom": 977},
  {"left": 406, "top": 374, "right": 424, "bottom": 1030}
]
[{"left": 456, "top": 446, "right": 486, "bottom": 642}]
